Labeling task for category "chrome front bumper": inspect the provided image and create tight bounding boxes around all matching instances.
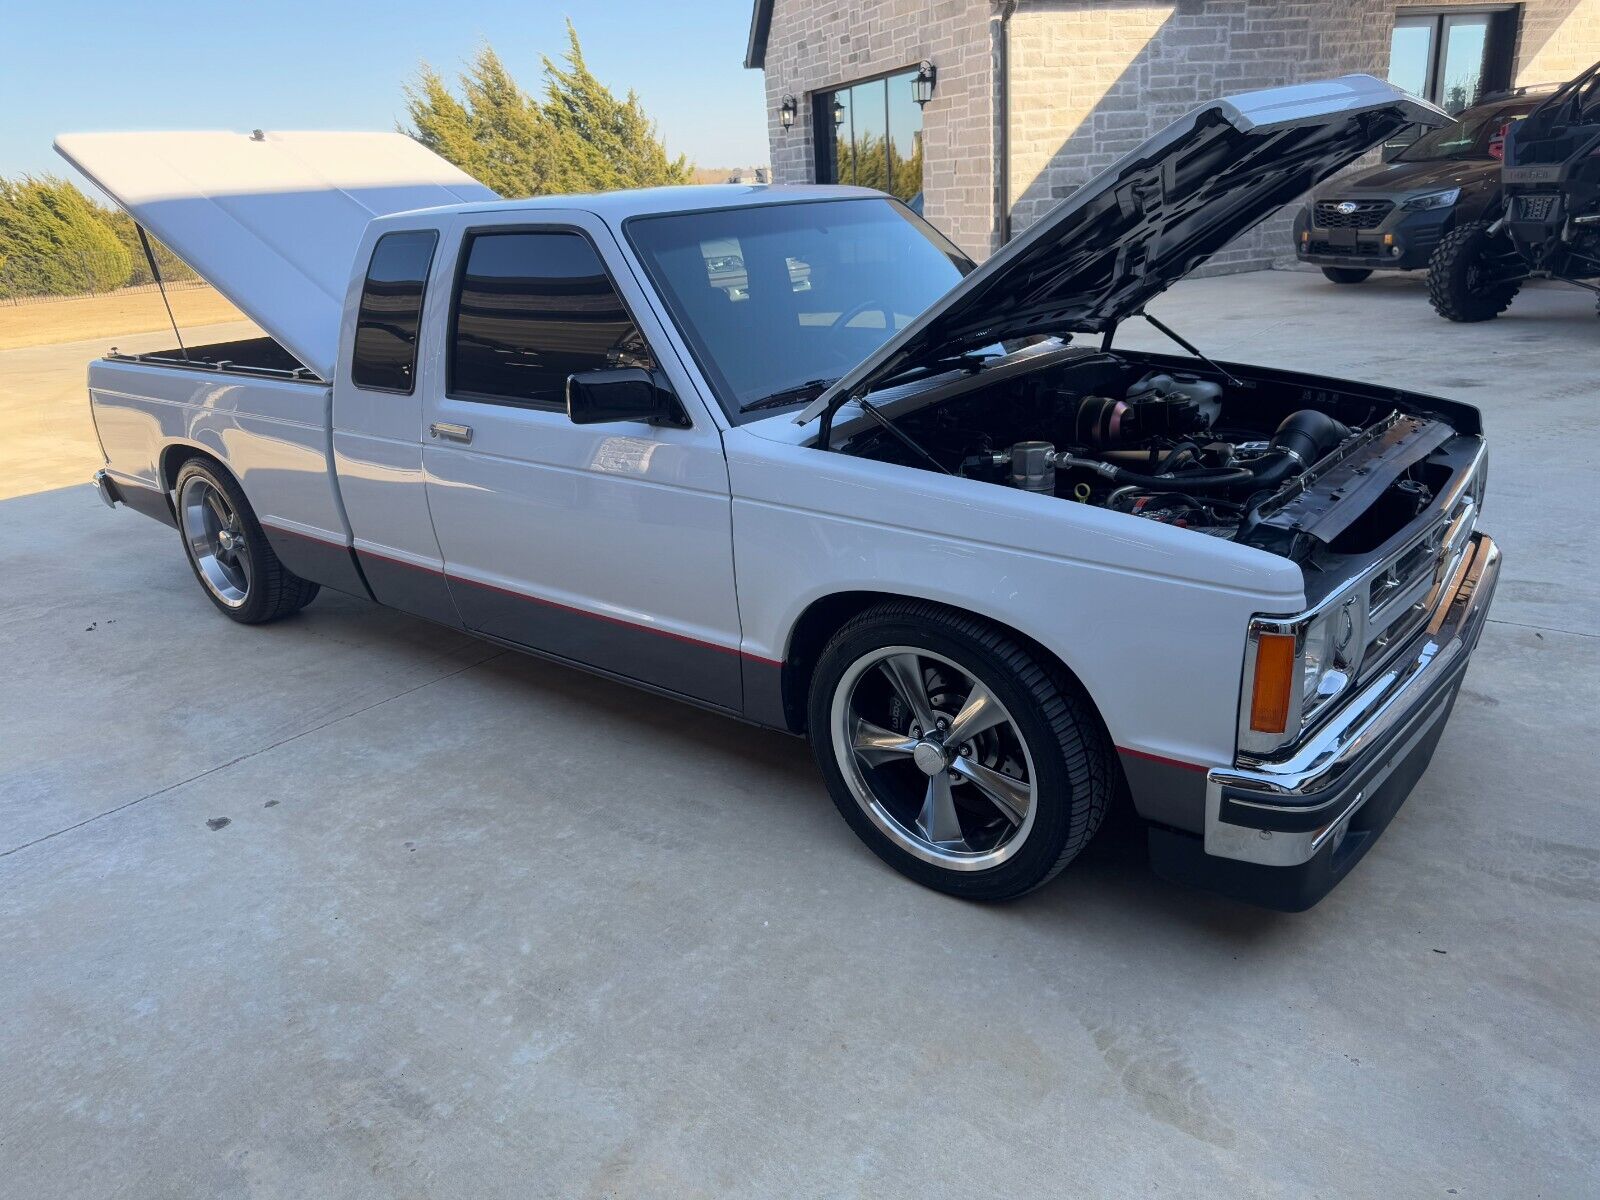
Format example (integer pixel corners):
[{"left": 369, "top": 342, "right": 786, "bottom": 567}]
[{"left": 1205, "top": 531, "right": 1500, "bottom": 870}]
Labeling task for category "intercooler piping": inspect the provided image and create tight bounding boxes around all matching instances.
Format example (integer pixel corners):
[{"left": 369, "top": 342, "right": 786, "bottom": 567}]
[{"left": 986, "top": 409, "right": 1352, "bottom": 496}]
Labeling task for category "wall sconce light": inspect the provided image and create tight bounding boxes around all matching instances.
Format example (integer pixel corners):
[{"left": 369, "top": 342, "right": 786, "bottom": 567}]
[
  {"left": 832, "top": 97, "right": 846, "bottom": 127},
  {"left": 912, "top": 60, "right": 937, "bottom": 107},
  {"left": 779, "top": 96, "right": 797, "bottom": 130}
]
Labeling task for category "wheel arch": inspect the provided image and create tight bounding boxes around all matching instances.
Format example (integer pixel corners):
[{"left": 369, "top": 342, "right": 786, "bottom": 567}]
[
  {"left": 159, "top": 440, "right": 235, "bottom": 496},
  {"left": 776, "top": 589, "right": 1110, "bottom": 747}
]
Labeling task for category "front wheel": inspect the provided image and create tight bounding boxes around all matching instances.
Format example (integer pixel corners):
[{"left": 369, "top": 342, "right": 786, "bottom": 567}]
[
  {"left": 1427, "top": 222, "right": 1523, "bottom": 322},
  {"left": 807, "top": 601, "right": 1113, "bottom": 901},
  {"left": 174, "top": 459, "right": 320, "bottom": 624},
  {"left": 1321, "top": 267, "right": 1373, "bottom": 284}
]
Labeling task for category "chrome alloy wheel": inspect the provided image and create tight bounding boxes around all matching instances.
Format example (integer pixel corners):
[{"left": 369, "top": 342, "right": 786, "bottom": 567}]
[
  {"left": 178, "top": 477, "right": 252, "bottom": 608},
  {"left": 830, "top": 646, "right": 1038, "bottom": 871}
]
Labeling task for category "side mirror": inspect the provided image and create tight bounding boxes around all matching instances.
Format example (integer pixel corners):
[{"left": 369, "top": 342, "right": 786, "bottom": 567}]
[{"left": 566, "top": 368, "right": 684, "bottom": 427}]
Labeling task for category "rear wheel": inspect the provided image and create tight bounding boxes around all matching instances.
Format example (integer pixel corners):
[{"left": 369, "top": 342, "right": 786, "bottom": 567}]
[
  {"left": 1321, "top": 267, "right": 1373, "bottom": 284},
  {"left": 1427, "top": 222, "right": 1523, "bottom": 322},
  {"left": 807, "top": 601, "right": 1113, "bottom": 901},
  {"left": 174, "top": 459, "right": 319, "bottom": 624}
]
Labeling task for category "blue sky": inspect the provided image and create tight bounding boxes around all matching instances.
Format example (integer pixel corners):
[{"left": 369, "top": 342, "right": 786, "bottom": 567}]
[{"left": 1, "top": 0, "right": 769, "bottom": 186}]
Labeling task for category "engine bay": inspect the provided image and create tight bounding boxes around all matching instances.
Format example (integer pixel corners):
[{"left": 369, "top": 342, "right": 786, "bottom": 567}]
[{"left": 837, "top": 350, "right": 1472, "bottom": 563}]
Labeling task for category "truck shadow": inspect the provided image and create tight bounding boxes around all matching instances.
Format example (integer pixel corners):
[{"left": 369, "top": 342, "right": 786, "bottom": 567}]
[{"left": 440, "top": 627, "right": 1288, "bottom": 944}]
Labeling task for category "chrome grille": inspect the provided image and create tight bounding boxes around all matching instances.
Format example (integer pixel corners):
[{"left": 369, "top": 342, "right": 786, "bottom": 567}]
[
  {"left": 1314, "top": 199, "right": 1393, "bottom": 230},
  {"left": 1361, "top": 492, "right": 1477, "bottom": 677}
]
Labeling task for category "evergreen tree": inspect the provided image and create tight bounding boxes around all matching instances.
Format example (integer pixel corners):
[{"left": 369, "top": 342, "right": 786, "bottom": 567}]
[
  {"left": 103, "top": 208, "right": 196, "bottom": 286},
  {"left": 541, "top": 22, "right": 691, "bottom": 191},
  {"left": 404, "top": 27, "right": 692, "bottom": 198},
  {"left": 0, "top": 176, "right": 130, "bottom": 298}
]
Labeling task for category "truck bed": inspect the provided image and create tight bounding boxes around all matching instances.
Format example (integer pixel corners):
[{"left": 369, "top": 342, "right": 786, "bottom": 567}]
[
  {"left": 107, "top": 335, "right": 320, "bottom": 381},
  {"left": 88, "top": 343, "right": 363, "bottom": 595}
]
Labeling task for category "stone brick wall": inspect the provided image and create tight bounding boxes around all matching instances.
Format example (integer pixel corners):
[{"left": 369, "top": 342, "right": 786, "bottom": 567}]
[
  {"left": 756, "top": 0, "right": 1600, "bottom": 268},
  {"left": 759, "top": 0, "right": 1000, "bottom": 259}
]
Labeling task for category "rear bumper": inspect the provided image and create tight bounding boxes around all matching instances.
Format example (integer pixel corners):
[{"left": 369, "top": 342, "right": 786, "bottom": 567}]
[
  {"left": 1151, "top": 532, "right": 1500, "bottom": 911},
  {"left": 93, "top": 468, "right": 121, "bottom": 508}
]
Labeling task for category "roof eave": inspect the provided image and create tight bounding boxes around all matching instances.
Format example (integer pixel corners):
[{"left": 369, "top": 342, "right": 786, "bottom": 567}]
[{"left": 744, "top": 0, "right": 773, "bottom": 69}]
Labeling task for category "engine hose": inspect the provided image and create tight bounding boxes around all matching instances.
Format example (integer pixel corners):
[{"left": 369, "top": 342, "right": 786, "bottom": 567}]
[
  {"left": 1066, "top": 409, "right": 1351, "bottom": 495},
  {"left": 1056, "top": 455, "right": 1255, "bottom": 492}
]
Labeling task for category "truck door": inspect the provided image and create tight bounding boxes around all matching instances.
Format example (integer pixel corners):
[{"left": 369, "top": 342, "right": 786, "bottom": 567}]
[
  {"left": 333, "top": 220, "right": 463, "bottom": 627},
  {"left": 419, "top": 212, "right": 744, "bottom": 711}
]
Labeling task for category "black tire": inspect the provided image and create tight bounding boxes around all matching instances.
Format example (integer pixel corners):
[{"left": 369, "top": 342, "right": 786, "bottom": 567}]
[
  {"left": 1321, "top": 267, "right": 1373, "bottom": 284},
  {"left": 172, "top": 458, "right": 319, "bottom": 624},
  {"left": 807, "top": 600, "right": 1114, "bottom": 901},
  {"left": 1427, "top": 222, "right": 1523, "bottom": 322}
]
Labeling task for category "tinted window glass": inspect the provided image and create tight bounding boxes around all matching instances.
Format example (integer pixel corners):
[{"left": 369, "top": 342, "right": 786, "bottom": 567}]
[
  {"left": 351, "top": 230, "right": 438, "bottom": 393},
  {"left": 450, "top": 230, "right": 653, "bottom": 407},
  {"left": 627, "top": 199, "right": 970, "bottom": 422}
]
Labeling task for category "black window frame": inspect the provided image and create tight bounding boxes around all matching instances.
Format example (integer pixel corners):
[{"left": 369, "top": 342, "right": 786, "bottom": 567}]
[
  {"left": 812, "top": 63, "right": 926, "bottom": 201},
  {"left": 1390, "top": 6, "right": 1520, "bottom": 111},
  {"left": 350, "top": 228, "right": 440, "bottom": 396},
  {"left": 445, "top": 223, "right": 659, "bottom": 412}
]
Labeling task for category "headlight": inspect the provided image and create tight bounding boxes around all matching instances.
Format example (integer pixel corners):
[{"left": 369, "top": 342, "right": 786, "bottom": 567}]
[
  {"left": 1300, "top": 596, "right": 1362, "bottom": 715},
  {"left": 1240, "top": 595, "right": 1364, "bottom": 757},
  {"left": 1402, "top": 187, "right": 1461, "bottom": 211}
]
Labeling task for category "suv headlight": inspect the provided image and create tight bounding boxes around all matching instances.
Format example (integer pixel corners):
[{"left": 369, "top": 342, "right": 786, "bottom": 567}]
[
  {"left": 1240, "top": 594, "right": 1365, "bottom": 758},
  {"left": 1402, "top": 187, "right": 1460, "bottom": 211}
]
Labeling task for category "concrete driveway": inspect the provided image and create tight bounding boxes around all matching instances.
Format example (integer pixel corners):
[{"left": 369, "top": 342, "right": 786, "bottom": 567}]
[{"left": 2, "top": 272, "right": 1597, "bottom": 1197}]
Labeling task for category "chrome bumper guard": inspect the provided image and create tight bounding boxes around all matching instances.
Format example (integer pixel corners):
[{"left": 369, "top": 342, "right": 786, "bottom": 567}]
[{"left": 1205, "top": 532, "right": 1500, "bottom": 868}]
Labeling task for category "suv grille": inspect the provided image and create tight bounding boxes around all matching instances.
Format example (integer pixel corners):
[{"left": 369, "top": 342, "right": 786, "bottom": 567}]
[{"left": 1314, "top": 199, "right": 1393, "bottom": 230}]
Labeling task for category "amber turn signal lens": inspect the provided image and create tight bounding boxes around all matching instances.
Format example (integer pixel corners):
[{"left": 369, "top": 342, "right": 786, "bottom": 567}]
[{"left": 1249, "top": 633, "right": 1297, "bottom": 734}]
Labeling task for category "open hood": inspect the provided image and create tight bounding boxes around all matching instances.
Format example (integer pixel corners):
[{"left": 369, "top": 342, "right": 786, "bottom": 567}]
[
  {"left": 55, "top": 131, "right": 497, "bottom": 380},
  {"left": 799, "top": 75, "right": 1444, "bottom": 425}
]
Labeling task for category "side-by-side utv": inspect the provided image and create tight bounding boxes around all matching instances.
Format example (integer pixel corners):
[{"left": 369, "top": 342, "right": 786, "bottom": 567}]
[{"left": 1428, "top": 59, "right": 1600, "bottom": 321}]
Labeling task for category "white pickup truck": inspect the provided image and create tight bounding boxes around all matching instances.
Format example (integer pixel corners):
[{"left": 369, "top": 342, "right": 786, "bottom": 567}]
[{"left": 62, "top": 75, "right": 1499, "bottom": 910}]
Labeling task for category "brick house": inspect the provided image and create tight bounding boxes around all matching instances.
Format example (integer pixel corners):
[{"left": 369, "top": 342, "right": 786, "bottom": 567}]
[{"left": 745, "top": 0, "right": 1600, "bottom": 268}]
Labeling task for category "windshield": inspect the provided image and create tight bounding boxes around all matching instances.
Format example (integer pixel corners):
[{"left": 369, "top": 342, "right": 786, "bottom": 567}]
[
  {"left": 626, "top": 198, "right": 972, "bottom": 422},
  {"left": 1395, "top": 106, "right": 1509, "bottom": 161}
]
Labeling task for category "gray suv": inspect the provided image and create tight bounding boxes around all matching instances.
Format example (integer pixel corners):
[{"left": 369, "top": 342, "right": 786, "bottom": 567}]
[{"left": 1293, "top": 92, "right": 1545, "bottom": 283}]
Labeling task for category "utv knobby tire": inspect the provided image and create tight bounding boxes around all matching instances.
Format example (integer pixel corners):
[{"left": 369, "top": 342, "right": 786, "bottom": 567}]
[
  {"left": 1427, "top": 222, "right": 1522, "bottom": 322},
  {"left": 1321, "top": 267, "right": 1373, "bottom": 284},
  {"left": 807, "top": 600, "right": 1114, "bottom": 901},
  {"left": 173, "top": 459, "right": 320, "bottom": 624}
]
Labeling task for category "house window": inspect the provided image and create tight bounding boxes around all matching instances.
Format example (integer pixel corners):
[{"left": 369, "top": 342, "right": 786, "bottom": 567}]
[
  {"left": 1389, "top": 8, "right": 1519, "bottom": 114},
  {"left": 814, "top": 68, "right": 925, "bottom": 210}
]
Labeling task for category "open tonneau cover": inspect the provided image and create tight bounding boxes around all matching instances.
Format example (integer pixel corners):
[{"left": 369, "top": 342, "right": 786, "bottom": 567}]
[{"left": 55, "top": 131, "right": 498, "bottom": 380}]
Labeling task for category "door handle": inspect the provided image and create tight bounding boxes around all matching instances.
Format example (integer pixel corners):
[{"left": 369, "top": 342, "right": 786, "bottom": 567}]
[{"left": 429, "top": 422, "right": 473, "bottom": 444}]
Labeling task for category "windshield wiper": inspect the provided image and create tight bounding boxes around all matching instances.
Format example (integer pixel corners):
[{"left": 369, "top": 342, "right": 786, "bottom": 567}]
[{"left": 739, "top": 378, "right": 838, "bottom": 414}]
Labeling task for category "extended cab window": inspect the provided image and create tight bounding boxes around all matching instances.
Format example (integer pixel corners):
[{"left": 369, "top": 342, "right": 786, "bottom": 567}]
[
  {"left": 351, "top": 230, "right": 439, "bottom": 393},
  {"left": 449, "top": 230, "right": 653, "bottom": 407}
]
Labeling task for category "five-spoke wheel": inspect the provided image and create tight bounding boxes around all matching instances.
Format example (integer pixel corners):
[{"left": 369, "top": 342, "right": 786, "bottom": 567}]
[
  {"left": 179, "top": 475, "right": 252, "bottom": 608},
  {"left": 172, "top": 458, "right": 320, "bottom": 624},
  {"left": 831, "top": 646, "right": 1038, "bottom": 870},
  {"left": 809, "top": 601, "right": 1113, "bottom": 900}
]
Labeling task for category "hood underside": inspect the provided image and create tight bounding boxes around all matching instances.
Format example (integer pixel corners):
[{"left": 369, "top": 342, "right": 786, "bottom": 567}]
[{"left": 801, "top": 75, "right": 1444, "bottom": 425}]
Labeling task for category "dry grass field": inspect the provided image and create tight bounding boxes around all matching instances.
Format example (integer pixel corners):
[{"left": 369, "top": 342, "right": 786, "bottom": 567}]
[{"left": 0, "top": 285, "right": 244, "bottom": 351}]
